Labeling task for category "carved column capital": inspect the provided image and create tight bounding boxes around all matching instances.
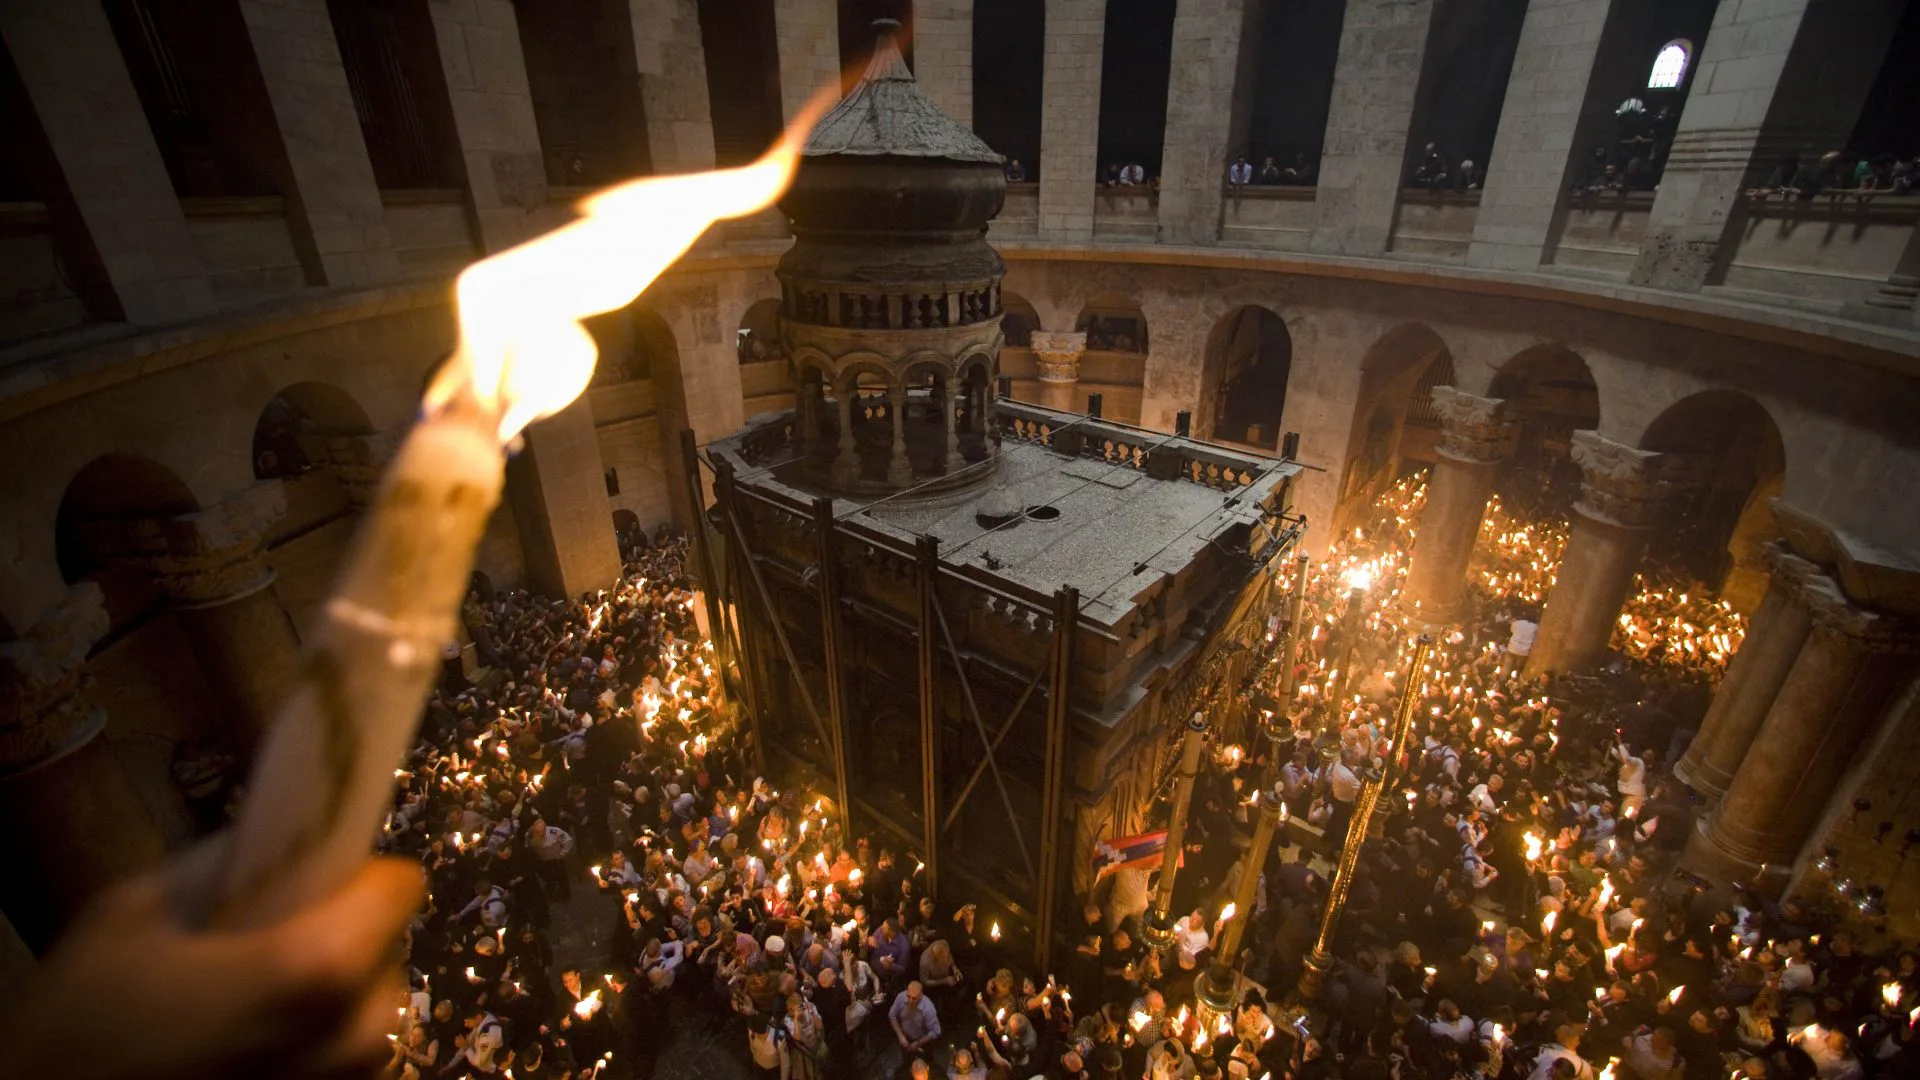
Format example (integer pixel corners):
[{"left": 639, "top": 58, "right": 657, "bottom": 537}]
[
  {"left": 125, "top": 482, "right": 289, "bottom": 605},
  {"left": 308, "top": 426, "right": 402, "bottom": 509},
  {"left": 1762, "top": 540, "right": 1824, "bottom": 592},
  {"left": 1569, "top": 430, "right": 1672, "bottom": 529},
  {"left": 1429, "top": 387, "right": 1519, "bottom": 463},
  {"left": 0, "top": 583, "right": 111, "bottom": 774},
  {"left": 1790, "top": 571, "right": 1918, "bottom": 652},
  {"left": 1030, "top": 330, "right": 1087, "bottom": 384}
]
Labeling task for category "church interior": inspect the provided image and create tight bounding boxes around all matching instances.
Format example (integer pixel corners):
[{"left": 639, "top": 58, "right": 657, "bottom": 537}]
[{"left": 2, "top": 1, "right": 1919, "bottom": 1078}]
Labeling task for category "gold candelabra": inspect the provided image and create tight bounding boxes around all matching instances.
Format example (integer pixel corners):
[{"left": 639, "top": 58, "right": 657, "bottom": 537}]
[
  {"left": 1296, "top": 633, "right": 1433, "bottom": 1003},
  {"left": 1140, "top": 714, "right": 1208, "bottom": 957}
]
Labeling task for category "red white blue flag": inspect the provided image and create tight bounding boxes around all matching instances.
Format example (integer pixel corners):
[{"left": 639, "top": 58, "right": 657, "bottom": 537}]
[{"left": 1092, "top": 830, "right": 1172, "bottom": 879}]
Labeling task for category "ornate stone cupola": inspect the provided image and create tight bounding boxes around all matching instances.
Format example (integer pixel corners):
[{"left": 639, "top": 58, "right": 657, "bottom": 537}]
[{"left": 776, "top": 19, "right": 1007, "bottom": 494}]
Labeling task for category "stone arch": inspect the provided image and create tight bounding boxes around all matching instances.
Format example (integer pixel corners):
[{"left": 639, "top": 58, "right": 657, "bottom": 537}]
[
  {"left": 1001, "top": 291, "right": 1041, "bottom": 347},
  {"left": 1638, "top": 390, "right": 1786, "bottom": 607},
  {"left": 736, "top": 297, "right": 783, "bottom": 364},
  {"left": 54, "top": 454, "right": 200, "bottom": 591},
  {"left": 1199, "top": 305, "right": 1292, "bottom": 449},
  {"left": 1074, "top": 293, "right": 1148, "bottom": 354},
  {"left": 1488, "top": 344, "right": 1601, "bottom": 506},
  {"left": 1332, "top": 323, "right": 1455, "bottom": 529},
  {"left": 252, "top": 381, "right": 374, "bottom": 481},
  {"left": 586, "top": 301, "right": 676, "bottom": 387},
  {"left": 833, "top": 355, "right": 899, "bottom": 396}
]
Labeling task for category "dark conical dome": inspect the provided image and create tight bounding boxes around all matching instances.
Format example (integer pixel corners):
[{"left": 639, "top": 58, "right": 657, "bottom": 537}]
[
  {"left": 771, "top": 21, "right": 1009, "bottom": 498},
  {"left": 777, "top": 20, "right": 1005, "bottom": 241},
  {"left": 804, "top": 21, "right": 1002, "bottom": 164}
]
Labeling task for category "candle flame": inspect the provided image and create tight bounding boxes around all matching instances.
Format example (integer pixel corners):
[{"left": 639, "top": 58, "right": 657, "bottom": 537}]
[
  {"left": 990, "top": 921, "right": 1001, "bottom": 941},
  {"left": 1667, "top": 985, "right": 1684, "bottom": 1004},
  {"left": 1883, "top": 982, "right": 1902, "bottom": 1008},
  {"left": 431, "top": 94, "right": 830, "bottom": 443}
]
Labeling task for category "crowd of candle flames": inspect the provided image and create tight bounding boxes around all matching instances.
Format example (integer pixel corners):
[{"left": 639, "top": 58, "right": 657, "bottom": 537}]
[{"left": 385, "top": 461, "right": 1867, "bottom": 1076}]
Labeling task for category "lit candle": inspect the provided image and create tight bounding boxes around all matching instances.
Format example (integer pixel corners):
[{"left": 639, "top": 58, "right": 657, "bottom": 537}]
[{"left": 209, "top": 102, "right": 827, "bottom": 925}]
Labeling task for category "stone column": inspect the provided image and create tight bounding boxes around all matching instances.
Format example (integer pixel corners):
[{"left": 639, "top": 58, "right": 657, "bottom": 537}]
[
  {"left": 887, "top": 384, "right": 912, "bottom": 486},
  {"left": 774, "top": 0, "right": 843, "bottom": 125},
  {"left": 0, "top": 2, "right": 215, "bottom": 324},
  {"left": 1156, "top": 0, "right": 1253, "bottom": 246},
  {"left": 237, "top": 0, "right": 400, "bottom": 288},
  {"left": 833, "top": 388, "right": 858, "bottom": 485},
  {"left": 628, "top": 0, "right": 718, "bottom": 174},
  {"left": 914, "top": 0, "right": 974, "bottom": 127},
  {"left": 134, "top": 484, "right": 301, "bottom": 748},
  {"left": 941, "top": 372, "right": 965, "bottom": 473},
  {"left": 1525, "top": 432, "right": 1670, "bottom": 676},
  {"left": 1309, "top": 0, "right": 1439, "bottom": 256},
  {"left": 1675, "top": 542, "right": 1820, "bottom": 800},
  {"left": 1850, "top": 223, "right": 1920, "bottom": 328},
  {"left": 423, "top": 0, "right": 547, "bottom": 253},
  {"left": 1031, "top": 330, "right": 1087, "bottom": 412},
  {"left": 1402, "top": 388, "right": 1516, "bottom": 623},
  {"left": 506, "top": 396, "right": 624, "bottom": 599},
  {"left": 1467, "top": 0, "right": 1654, "bottom": 270},
  {"left": 1628, "top": 0, "right": 1904, "bottom": 292},
  {"left": 1038, "top": 0, "right": 1106, "bottom": 241},
  {"left": 0, "top": 584, "right": 167, "bottom": 951},
  {"left": 1685, "top": 590, "right": 1913, "bottom": 886}
]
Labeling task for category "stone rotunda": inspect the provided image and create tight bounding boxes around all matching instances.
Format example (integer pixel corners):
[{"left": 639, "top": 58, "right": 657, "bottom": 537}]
[{"left": 776, "top": 20, "right": 1008, "bottom": 494}]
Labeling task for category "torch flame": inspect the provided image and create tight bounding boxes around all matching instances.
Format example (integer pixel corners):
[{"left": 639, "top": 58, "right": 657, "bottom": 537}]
[
  {"left": 1218, "top": 903, "right": 1237, "bottom": 924},
  {"left": 432, "top": 94, "right": 831, "bottom": 443},
  {"left": 1883, "top": 983, "right": 1902, "bottom": 1009}
]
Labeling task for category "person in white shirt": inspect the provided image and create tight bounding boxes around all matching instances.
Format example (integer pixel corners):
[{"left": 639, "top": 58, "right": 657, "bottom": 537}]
[
  {"left": 1468, "top": 774, "right": 1504, "bottom": 814},
  {"left": 1615, "top": 738, "right": 1648, "bottom": 817},
  {"left": 1172, "top": 911, "right": 1210, "bottom": 970},
  {"left": 1428, "top": 999, "right": 1474, "bottom": 1044},
  {"left": 1228, "top": 158, "right": 1253, "bottom": 185},
  {"left": 1530, "top": 1025, "right": 1596, "bottom": 1080},
  {"left": 1506, "top": 617, "right": 1538, "bottom": 674},
  {"left": 1120, "top": 162, "right": 1145, "bottom": 185}
]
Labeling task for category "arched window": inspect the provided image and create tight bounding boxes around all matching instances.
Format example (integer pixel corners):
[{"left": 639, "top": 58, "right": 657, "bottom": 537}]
[{"left": 1648, "top": 41, "right": 1690, "bottom": 90}]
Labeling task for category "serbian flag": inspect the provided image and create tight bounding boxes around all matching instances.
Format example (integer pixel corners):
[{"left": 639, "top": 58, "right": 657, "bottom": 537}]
[{"left": 1092, "top": 830, "right": 1175, "bottom": 879}]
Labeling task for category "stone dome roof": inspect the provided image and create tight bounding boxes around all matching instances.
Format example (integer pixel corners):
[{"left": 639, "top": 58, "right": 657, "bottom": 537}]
[{"left": 804, "top": 21, "right": 1001, "bottom": 164}]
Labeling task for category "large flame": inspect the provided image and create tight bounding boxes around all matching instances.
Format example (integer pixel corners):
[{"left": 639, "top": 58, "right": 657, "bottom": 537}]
[{"left": 432, "top": 96, "right": 831, "bottom": 443}]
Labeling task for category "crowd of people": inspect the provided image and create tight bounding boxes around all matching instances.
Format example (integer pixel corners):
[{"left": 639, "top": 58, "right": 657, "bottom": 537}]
[
  {"left": 1228, "top": 155, "right": 1319, "bottom": 187},
  {"left": 370, "top": 465, "right": 1918, "bottom": 1080}
]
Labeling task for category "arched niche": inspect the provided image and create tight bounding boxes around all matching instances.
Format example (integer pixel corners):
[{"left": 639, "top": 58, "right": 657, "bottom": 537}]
[
  {"left": 586, "top": 301, "right": 677, "bottom": 387},
  {"left": 1489, "top": 344, "right": 1601, "bottom": 508},
  {"left": 252, "top": 382, "right": 374, "bottom": 481},
  {"left": 1335, "top": 323, "right": 1454, "bottom": 529},
  {"left": 737, "top": 297, "right": 783, "bottom": 365},
  {"left": 54, "top": 454, "right": 201, "bottom": 628},
  {"left": 1001, "top": 291, "right": 1040, "bottom": 348},
  {"left": 1200, "top": 305, "right": 1292, "bottom": 450},
  {"left": 1639, "top": 390, "right": 1786, "bottom": 607},
  {"left": 1074, "top": 294, "right": 1148, "bottom": 354}
]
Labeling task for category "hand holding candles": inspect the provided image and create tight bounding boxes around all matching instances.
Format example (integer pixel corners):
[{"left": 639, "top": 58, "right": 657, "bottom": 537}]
[{"left": 211, "top": 96, "right": 831, "bottom": 928}]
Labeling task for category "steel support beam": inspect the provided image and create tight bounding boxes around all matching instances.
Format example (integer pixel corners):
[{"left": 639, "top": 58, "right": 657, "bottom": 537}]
[
  {"left": 1034, "top": 586, "right": 1078, "bottom": 973},
  {"left": 811, "top": 496, "right": 853, "bottom": 830}
]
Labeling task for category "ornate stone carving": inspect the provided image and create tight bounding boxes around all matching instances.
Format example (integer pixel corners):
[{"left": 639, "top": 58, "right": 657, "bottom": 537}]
[
  {"left": 0, "top": 582, "right": 111, "bottom": 773},
  {"left": 124, "top": 482, "right": 289, "bottom": 605},
  {"left": 1569, "top": 430, "right": 1672, "bottom": 529},
  {"left": 304, "top": 426, "right": 402, "bottom": 509},
  {"left": 1784, "top": 564, "right": 1918, "bottom": 652},
  {"left": 1429, "top": 387, "right": 1519, "bottom": 463},
  {"left": 1030, "top": 330, "right": 1087, "bottom": 384}
]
